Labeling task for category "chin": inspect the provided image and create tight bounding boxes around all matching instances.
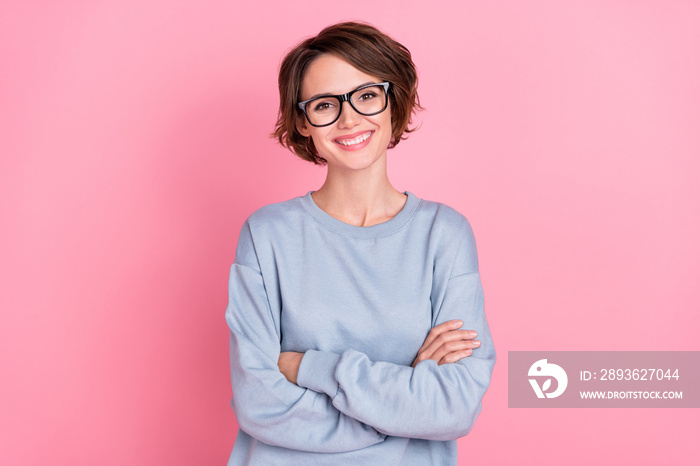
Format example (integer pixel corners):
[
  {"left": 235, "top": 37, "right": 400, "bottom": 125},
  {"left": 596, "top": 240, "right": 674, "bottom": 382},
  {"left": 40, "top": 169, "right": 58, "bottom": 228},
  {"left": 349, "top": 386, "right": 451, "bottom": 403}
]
[{"left": 328, "top": 153, "right": 386, "bottom": 172}]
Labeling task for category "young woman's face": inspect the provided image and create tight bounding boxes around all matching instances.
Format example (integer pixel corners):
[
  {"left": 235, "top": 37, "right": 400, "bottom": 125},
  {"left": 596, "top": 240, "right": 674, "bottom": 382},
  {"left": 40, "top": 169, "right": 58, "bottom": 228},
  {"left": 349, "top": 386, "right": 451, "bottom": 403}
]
[{"left": 297, "top": 54, "right": 392, "bottom": 172}]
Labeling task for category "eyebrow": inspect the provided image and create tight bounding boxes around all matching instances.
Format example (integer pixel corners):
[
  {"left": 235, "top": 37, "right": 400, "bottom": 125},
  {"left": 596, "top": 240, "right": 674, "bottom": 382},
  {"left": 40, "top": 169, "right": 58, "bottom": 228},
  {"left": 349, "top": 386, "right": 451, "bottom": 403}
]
[{"left": 305, "top": 81, "right": 378, "bottom": 101}]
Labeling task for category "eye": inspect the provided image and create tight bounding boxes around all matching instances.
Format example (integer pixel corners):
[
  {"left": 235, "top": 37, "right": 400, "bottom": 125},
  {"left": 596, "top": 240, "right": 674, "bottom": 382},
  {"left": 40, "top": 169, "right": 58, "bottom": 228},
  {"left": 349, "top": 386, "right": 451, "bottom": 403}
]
[
  {"left": 357, "top": 91, "right": 377, "bottom": 101},
  {"left": 312, "top": 100, "right": 336, "bottom": 112}
]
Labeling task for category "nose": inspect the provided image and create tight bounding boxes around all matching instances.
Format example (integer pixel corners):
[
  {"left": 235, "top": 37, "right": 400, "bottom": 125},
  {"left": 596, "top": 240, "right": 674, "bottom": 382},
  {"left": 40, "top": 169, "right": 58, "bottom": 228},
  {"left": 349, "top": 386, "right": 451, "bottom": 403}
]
[{"left": 336, "top": 100, "right": 361, "bottom": 129}]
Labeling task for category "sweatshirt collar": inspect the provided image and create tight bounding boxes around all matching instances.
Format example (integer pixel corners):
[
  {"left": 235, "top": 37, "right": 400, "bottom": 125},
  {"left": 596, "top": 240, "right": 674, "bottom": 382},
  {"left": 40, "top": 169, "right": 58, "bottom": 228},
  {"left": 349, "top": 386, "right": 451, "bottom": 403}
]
[{"left": 299, "top": 191, "right": 421, "bottom": 239}]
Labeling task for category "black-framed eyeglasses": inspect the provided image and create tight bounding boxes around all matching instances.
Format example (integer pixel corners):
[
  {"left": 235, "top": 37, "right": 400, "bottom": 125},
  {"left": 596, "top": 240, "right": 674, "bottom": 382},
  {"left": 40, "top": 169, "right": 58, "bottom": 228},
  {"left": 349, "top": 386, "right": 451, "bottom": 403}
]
[{"left": 298, "top": 82, "right": 390, "bottom": 127}]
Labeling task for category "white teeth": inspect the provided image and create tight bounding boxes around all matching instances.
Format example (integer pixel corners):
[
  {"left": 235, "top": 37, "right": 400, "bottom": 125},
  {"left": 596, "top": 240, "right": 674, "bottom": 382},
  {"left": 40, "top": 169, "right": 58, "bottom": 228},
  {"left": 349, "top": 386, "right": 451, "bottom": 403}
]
[{"left": 337, "top": 132, "right": 371, "bottom": 146}]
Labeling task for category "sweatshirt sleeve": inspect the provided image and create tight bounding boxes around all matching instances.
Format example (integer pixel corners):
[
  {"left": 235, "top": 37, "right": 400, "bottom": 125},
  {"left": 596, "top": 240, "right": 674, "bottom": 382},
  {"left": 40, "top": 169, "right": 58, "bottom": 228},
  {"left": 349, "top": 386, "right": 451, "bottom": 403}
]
[
  {"left": 225, "top": 222, "right": 386, "bottom": 453},
  {"left": 295, "top": 223, "right": 496, "bottom": 441}
]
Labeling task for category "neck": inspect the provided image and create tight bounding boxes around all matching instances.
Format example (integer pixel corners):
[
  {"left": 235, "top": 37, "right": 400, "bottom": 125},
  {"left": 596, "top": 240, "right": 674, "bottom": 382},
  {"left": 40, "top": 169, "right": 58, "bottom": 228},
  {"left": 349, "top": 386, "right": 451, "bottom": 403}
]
[{"left": 311, "top": 157, "right": 406, "bottom": 227}]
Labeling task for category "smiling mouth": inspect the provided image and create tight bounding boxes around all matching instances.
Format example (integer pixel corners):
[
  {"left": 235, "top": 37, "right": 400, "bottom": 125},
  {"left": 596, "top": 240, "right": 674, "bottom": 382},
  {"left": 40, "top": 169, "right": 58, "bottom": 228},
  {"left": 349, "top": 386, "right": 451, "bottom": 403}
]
[{"left": 335, "top": 131, "right": 373, "bottom": 146}]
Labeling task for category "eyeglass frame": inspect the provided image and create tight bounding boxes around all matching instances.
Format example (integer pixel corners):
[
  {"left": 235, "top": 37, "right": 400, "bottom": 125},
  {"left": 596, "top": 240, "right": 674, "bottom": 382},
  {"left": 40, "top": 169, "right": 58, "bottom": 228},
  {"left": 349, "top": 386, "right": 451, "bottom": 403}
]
[{"left": 297, "top": 82, "right": 391, "bottom": 128}]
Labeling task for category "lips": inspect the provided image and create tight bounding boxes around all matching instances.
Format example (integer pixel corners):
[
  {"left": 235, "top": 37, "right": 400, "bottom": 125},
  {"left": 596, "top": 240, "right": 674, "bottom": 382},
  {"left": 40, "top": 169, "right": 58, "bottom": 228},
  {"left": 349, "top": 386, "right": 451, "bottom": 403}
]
[{"left": 334, "top": 130, "right": 373, "bottom": 147}]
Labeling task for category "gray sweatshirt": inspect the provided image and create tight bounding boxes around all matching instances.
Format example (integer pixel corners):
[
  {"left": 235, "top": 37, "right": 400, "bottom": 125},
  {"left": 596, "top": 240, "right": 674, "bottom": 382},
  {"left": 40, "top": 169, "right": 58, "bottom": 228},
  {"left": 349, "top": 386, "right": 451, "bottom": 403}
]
[{"left": 225, "top": 191, "right": 496, "bottom": 465}]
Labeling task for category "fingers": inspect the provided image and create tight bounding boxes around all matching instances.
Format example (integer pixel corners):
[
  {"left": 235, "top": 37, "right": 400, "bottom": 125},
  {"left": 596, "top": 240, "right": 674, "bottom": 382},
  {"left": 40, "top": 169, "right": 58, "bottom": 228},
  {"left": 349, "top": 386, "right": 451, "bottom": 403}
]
[
  {"left": 436, "top": 338, "right": 481, "bottom": 363},
  {"left": 411, "top": 321, "right": 480, "bottom": 367},
  {"left": 278, "top": 351, "right": 304, "bottom": 384},
  {"left": 418, "top": 320, "right": 464, "bottom": 352},
  {"left": 419, "top": 329, "right": 478, "bottom": 360},
  {"left": 427, "top": 338, "right": 481, "bottom": 364},
  {"left": 417, "top": 320, "right": 475, "bottom": 354},
  {"left": 412, "top": 341, "right": 480, "bottom": 367},
  {"left": 412, "top": 335, "right": 480, "bottom": 367}
]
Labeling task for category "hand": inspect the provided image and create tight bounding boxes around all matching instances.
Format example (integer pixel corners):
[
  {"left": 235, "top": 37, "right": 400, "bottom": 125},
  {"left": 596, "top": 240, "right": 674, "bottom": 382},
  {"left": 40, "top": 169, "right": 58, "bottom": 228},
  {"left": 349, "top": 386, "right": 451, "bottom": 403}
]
[
  {"left": 411, "top": 320, "right": 480, "bottom": 367},
  {"left": 278, "top": 351, "right": 305, "bottom": 384}
]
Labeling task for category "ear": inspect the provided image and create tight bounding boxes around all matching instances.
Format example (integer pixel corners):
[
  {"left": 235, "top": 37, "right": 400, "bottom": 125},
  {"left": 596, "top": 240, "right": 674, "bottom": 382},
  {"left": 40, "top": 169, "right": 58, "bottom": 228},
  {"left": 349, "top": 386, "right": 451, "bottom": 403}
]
[{"left": 296, "top": 115, "right": 311, "bottom": 137}]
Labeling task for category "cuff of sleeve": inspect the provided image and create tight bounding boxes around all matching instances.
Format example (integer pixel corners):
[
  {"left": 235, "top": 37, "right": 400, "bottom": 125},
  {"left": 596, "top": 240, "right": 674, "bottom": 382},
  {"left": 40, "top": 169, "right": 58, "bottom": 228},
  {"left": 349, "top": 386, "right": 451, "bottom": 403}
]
[{"left": 296, "top": 349, "right": 341, "bottom": 397}]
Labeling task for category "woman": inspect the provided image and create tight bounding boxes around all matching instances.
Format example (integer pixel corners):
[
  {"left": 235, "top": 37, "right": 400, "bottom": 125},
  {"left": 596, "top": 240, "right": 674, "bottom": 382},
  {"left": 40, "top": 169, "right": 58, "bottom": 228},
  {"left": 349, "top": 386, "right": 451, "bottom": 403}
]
[{"left": 225, "top": 22, "right": 495, "bottom": 465}]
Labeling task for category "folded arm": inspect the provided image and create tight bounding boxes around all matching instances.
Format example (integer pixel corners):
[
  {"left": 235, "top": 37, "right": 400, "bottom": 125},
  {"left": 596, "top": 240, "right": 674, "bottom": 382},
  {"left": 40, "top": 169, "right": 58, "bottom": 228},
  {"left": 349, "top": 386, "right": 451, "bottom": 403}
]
[
  {"left": 295, "top": 270, "right": 495, "bottom": 440},
  {"left": 226, "top": 262, "right": 386, "bottom": 453}
]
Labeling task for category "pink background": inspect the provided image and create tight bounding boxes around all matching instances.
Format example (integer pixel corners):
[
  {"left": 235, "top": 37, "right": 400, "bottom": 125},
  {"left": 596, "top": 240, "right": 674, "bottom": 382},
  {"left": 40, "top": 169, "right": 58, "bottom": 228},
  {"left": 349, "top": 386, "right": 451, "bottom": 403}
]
[{"left": 2, "top": 1, "right": 698, "bottom": 464}]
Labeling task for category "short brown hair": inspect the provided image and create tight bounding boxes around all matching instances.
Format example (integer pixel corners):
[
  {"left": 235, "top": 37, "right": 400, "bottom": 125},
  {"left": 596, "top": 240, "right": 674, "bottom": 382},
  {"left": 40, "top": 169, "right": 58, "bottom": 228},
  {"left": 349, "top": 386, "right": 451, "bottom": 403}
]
[{"left": 272, "top": 22, "right": 422, "bottom": 165}]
